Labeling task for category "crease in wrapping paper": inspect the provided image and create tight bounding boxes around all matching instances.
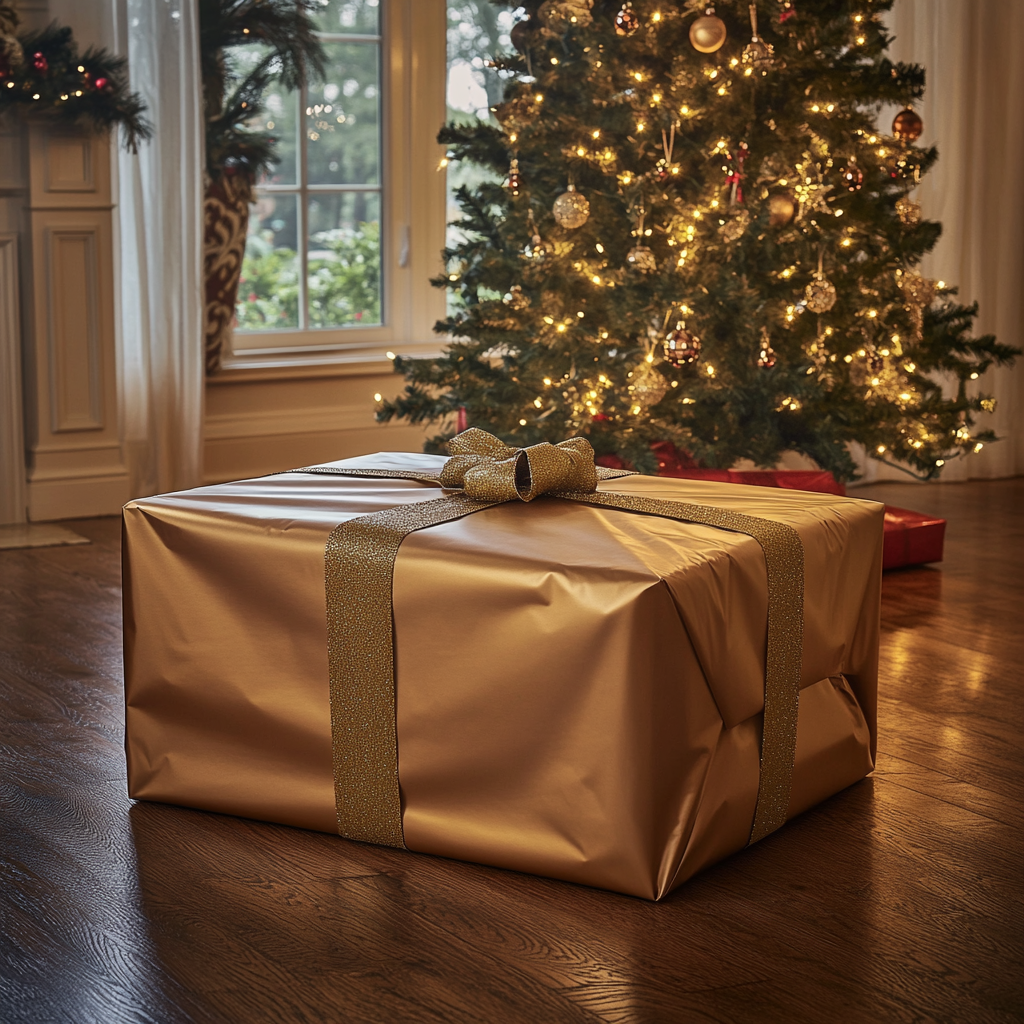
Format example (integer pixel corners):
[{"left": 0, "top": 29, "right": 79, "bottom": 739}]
[{"left": 123, "top": 453, "right": 882, "bottom": 899}]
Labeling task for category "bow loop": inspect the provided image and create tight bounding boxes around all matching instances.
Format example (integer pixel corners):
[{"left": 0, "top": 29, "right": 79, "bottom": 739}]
[{"left": 441, "top": 429, "right": 599, "bottom": 502}]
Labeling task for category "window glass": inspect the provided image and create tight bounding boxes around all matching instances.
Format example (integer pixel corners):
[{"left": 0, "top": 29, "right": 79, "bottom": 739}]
[
  {"left": 314, "top": 0, "right": 380, "bottom": 35},
  {"left": 237, "top": 7, "right": 382, "bottom": 334},
  {"left": 307, "top": 42, "right": 380, "bottom": 185}
]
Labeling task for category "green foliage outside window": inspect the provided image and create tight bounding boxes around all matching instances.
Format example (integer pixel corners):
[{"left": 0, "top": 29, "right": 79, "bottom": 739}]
[{"left": 236, "top": 222, "right": 381, "bottom": 331}]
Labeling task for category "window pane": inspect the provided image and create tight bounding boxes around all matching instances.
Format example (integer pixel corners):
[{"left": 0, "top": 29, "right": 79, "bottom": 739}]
[
  {"left": 314, "top": 0, "right": 380, "bottom": 35},
  {"left": 307, "top": 42, "right": 380, "bottom": 185},
  {"left": 261, "top": 83, "right": 299, "bottom": 185},
  {"left": 237, "top": 193, "right": 300, "bottom": 331},
  {"left": 307, "top": 192, "right": 381, "bottom": 329}
]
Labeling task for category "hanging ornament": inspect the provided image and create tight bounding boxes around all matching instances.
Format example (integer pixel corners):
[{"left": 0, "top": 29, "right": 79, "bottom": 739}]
[
  {"left": 724, "top": 142, "right": 750, "bottom": 205},
  {"left": 779, "top": 1, "right": 796, "bottom": 24},
  {"left": 552, "top": 184, "right": 590, "bottom": 229},
  {"left": 31, "top": 50, "right": 48, "bottom": 73},
  {"left": 614, "top": 2, "right": 640, "bottom": 36},
  {"left": 741, "top": 4, "right": 774, "bottom": 72},
  {"left": 720, "top": 208, "right": 751, "bottom": 242},
  {"left": 663, "top": 322, "right": 702, "bottom": 367},
  {"left": 895, "top": 195, "right": 921, "bottom": 226},
  {"left": 629, "top": 360, "right": 668, "bottom": 407},
  {"left": 538, "top": 0, "right": 594, "bottom": 34},
  {"left": 898, "top": 268, "right": 936, "bottom": 339},
  {"left": 892, "top": 107, "right": 923, "bottom": 142},
  {"left": 756, "top": 328, "right": 777, "bottom": 368},
  {"left": 626, "top": 245, "right": 657, "bottom": 272},
  {"left": 506, "top": 157, "right": 522, "bottom": 197},
  {"left": 523, "top": 212, "right": 548, "bottom": 260},
  {"left": 768, "top": 191, "right": 796, "bottom": 226},
  {"left": 656, "top": 124, "right": 678, "bottom": 183},
  {"left": 689, "top": 6, "right": 727, "bottom": 53},
  {"left": 503, "top": 285, "right": 531, "bottom": 310},
  {"left": 510, "top": 18, "right": 534, "bottom": 54},
  {"left": 838, "top": 161, "right": 863, "bottom": 191}
]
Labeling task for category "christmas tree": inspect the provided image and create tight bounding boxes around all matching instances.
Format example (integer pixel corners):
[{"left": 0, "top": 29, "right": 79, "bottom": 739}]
[{"left": 379, "top": 0, "right": 1018, "bottom": 481}]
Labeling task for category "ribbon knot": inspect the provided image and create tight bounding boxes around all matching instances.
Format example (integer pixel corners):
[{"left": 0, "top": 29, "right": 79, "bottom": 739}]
[{"left": 439, "top": 427, "right": 599, "bottom": 502}]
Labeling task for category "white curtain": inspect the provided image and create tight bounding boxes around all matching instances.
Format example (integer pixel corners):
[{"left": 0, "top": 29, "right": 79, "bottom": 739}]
[
  {"left": 855, "top": 0, "right": 1024, "bottom": 484},
  {"left": 112, "top": 0, "right": 205, "bottom": 498}
]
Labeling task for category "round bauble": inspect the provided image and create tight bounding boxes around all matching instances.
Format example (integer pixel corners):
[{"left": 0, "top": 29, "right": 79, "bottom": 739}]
[
  {"left": 626, "top": 245, "right": 657, "bottom": 272},
  {"left": 629, "top": 361, "right": 668, "bottom": 406},
  {"left": 741, "top": 38, "right": 774, "bottom": 71},
  {"left": 892, "top": 107, "right": 923, "bottom": 142},
  {"left": 899, "top": 270, "right": 935, "bottom": 306},
  {"left": 805, "top": 276, "right": 837, "bottom": 314},
  {"left": 552, "top": 185, "right": 590, "bottom": 229},
  {"left": 663, "top": 324, "right": 702, "bottom": 367},
  {"left": 614, "top": 3, "right": 640, "bottom": 36},
  {"left": 768, "top": 192, "right": 796, "bottom": 227},
  {"left": 509, "top": 19, "right": 533, "bottom": 54},
  {"left": 524, "top": 233, "right": 548, "bottom": 260},
  {"left": 503, "top": 285, "right": 531, "bottom": 310},
  {"left": 838, "top": 163, "right": 863, "bottom": 191},
  {"left": 31, "top": 50, "right": 48, "bottom": 73},
  {"left": 689, "top": 10, "right": 727, "bottom": 53}
]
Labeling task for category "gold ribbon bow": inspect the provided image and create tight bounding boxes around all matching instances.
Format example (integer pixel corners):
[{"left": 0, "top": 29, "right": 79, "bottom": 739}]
[
  {"left": 292, "top": 430, "right": 804, "bottom": 856},
  {"left": 439, "top": 427, "right": 599, "bottom": 502}
]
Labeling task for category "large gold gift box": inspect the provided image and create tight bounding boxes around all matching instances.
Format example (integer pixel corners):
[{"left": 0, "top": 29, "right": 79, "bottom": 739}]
[{"left": 123, "top": 446, "right": 881, "bottom": 901}]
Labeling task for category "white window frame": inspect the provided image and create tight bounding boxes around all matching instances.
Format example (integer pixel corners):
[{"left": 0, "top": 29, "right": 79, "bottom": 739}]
[{"left": 218, "top": 0, "right": 448, "bottom": 376}]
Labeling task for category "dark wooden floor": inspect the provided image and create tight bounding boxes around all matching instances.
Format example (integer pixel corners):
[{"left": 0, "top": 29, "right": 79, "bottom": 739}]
[{"left": 2, "top": 479, "right": 1022, "bottom": 1024}]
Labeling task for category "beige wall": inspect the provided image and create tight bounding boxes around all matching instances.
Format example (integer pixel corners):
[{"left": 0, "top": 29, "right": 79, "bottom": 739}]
[{"left": 204, "top": 369, "right": 433, "bottom": 484}]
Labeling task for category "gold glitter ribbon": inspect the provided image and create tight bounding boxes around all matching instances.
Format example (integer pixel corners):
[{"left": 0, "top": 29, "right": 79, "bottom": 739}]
[{"left": 292, "top": 429, "right": 804, "bottom": 851}]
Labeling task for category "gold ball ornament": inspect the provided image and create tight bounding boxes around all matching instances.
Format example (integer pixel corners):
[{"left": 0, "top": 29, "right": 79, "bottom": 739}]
[
  {"left": 895, "top": 196, "right": 921, "bottom": 226},
  {"left": 552, "top": 185, "right": 590, "bottom": 229},
  {"left": 899, "top": 270, "right": 936, "bottom": 306},
  {"left": 805, "top": 275, "right": 837, "bottom": 314},
  {"left": 689, "top": 9, "right": 727, "bottom": 53},
  {"left": 742, "top": 38, "right": 774, "bottom": 71},
  {"left": 892, "top": 107, "right": 923, "bottom": 142},
  {"left": 768, "top": 192, "right": 796, "bottom": 227},
  {"left": 626, "top": 245, "right": 657, "bottom": 273},
  {"left": 663, "top": 324, "right": 702, "bottom": 367},
  {"left": 503, "top": 285, "right": 531, "bottom": 310},
  {"left": 614, "top": 3, "right": 640, "bottom": 36},
  {"left": 720, "top": 209, "right": 751, "bottom": 242},
  {"left": 629, "top": 361, "right": 668, "bottom": 407}
]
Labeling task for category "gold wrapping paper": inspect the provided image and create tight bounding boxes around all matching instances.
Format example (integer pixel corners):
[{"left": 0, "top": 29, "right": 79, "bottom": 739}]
[{"left": 123, "top": 451, "right": 881, "bottom": 900}]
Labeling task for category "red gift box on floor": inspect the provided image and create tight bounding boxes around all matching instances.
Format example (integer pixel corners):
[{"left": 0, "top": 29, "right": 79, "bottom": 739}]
[{"left": 597, "top": 443, "right": 946, "bottom": 570}]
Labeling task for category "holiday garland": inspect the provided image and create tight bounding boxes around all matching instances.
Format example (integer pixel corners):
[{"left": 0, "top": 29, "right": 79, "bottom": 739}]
[{"left": 0, "top": 4, "right": 150, "bottom": 151}]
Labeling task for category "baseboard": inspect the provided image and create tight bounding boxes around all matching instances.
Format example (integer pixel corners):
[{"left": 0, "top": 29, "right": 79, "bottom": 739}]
[{"left": 28, "top": 471, "right": 131, "bottom": 521}]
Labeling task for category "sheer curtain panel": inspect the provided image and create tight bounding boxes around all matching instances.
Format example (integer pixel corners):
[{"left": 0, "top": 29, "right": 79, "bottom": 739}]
[{"left": 115, "top": 0, "right": 204, "bottom": 497}]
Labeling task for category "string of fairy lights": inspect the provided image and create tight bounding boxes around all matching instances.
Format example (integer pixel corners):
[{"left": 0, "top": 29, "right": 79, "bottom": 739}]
[{"left": 400, "top": 0, "right": 1005, "bottom": 475}]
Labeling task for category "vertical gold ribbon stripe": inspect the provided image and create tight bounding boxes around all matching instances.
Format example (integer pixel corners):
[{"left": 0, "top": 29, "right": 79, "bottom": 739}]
[
  {"left": 555, "top": 490, "right": 804, "bottom": 844},
  {"left": 325, "top": 492, "right": 497, "bottom": 848}
]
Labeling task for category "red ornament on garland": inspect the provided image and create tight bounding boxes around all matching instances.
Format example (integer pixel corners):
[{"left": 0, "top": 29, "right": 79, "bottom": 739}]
[
  {"left": 614, "top": 3, "right": 640, "bottom": 36},
  {"left": 32, "top": 51, "right": 48, "bottom": 73},
  {"left": 93, "top": 76, "right": 109, "bottom": 90}
]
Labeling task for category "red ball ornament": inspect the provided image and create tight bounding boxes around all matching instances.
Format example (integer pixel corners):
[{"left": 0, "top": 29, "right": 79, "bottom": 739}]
[
  {"left": 892, "top": 107, "right": 923, "bottom": 142},
  {"left": 663, "top": 323, "right": 701, "bottom": 367},
  {"left": 839, "top": 163, "right": 863, "bottom": 191},
  {"left": 614, "top": 3, "right": 640, "bottom": 36},
  {"left": 93, "top": 76, "right": 109, "bottom": 91},
  {"left": 32, "top": 51, "right": 48, "bottom": 73}
]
